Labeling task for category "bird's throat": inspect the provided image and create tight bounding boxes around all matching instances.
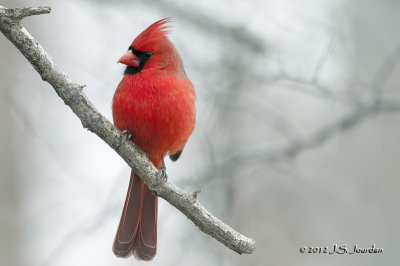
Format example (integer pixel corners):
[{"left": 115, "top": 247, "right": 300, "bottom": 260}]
[{"left": 124, "top": 64, "right": 145, "bottom": 75}]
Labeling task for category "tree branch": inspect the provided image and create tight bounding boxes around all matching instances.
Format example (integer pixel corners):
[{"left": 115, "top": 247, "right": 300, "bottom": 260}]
[
  {"left": 0, "top": 6, "right": 256, "bottom": 255},
  {"left": 0, "top": 6, "right": 51, "bottom": 21}
]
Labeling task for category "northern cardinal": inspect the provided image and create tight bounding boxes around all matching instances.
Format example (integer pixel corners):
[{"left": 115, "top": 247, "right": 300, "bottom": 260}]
[{"left": 112, "top": 19, "right": 196, "bottom": 260}]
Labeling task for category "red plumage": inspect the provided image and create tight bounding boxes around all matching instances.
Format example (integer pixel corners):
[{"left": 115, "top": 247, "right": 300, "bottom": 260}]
[{"left": 112, "top": 19, "right": 196, "bottom": 260}]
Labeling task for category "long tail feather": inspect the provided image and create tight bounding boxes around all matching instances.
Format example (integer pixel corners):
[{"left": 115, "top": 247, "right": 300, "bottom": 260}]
[
  {"left": 133, "top": 185, "right": 158, "bottom": 260},
  {"left": 113, "top": 169, "right": 158, "bottom": 260},
  {"left": 113, "top": 171, "right": 144, "bottom": 257}
]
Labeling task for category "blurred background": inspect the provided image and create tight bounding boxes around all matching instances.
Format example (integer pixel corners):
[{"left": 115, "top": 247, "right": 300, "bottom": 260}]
[{"left": 1, "top": 0, "right": 400, "bottom": 265}]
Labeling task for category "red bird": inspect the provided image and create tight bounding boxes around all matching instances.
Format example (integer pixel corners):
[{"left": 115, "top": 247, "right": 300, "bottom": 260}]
[{"left": 112, "top": 19, "right": 196, "bottom": 260}]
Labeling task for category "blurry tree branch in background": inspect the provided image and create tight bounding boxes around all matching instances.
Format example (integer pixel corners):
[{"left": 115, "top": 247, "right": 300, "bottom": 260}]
[
  {"left": 0, "top": 6, "right": 256, "bottom": 255},
  {"left": 148, "top": 0, "right": 266, "bottom": 53},
  {"left": 231, "top": 97, "right": 400, "bottom": 166}
]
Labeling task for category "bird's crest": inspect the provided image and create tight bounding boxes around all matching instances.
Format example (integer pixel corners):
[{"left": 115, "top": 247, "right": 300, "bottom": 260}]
[{"left": 132, "top": 18, "right": 172, "bottom": 51}]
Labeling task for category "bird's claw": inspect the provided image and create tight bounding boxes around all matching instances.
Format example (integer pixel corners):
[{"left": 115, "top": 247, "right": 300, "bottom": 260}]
[
  {"left": 158, "top": 159, "right": 168, "bottom": 183},
  {"left": 122, "top": 129, "right": 132, "bottom": 140}
]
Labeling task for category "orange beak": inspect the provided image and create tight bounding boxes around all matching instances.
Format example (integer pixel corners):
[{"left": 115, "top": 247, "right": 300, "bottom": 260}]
[{"left": 118, "top": 50, "right": 140, "bottom": 67}]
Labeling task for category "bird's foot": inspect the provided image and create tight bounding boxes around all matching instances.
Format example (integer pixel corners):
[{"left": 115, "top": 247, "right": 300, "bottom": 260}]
[
  {"left": 158, "top": 159, "right": 168, "bottom": 183},
  {"left": 122, "top": 129, "right": 132, "bottom": 140}
]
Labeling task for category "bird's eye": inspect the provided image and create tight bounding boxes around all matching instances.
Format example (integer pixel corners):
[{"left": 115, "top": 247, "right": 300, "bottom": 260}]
[{"left": 143, "top": 52, "right": 153, "bottom": 60}]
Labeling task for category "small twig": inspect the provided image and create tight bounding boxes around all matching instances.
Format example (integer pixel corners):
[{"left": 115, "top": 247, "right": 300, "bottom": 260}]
[
  {"left": 0, "top": 6, "right": 51, "bottom": 21},
  {"left": 0, "top": 6, "right": 256, "bottom": 254},
  {"left": 192, "top": 188, "right": 202, "bottom": 199}
]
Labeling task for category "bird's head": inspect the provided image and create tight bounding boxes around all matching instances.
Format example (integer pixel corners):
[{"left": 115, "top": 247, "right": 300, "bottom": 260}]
[{"left": 118, "top": 18, "right": 184, "bottom": 76}]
